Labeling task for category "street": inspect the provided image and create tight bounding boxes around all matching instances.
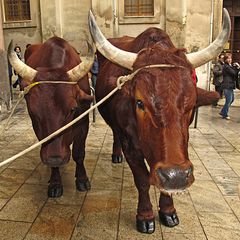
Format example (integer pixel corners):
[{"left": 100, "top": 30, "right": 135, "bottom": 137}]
[{"left": 0, "top": 90, "right": 240, "bottom": 240}]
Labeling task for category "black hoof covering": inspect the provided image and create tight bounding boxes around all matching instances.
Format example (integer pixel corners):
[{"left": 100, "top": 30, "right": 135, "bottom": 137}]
[
  {"left": 112, "top": 154, "right": 123, "bottom": 163},
  {"left": 136, "top": 217, "right": 155, "bottom": 234},
  {"left": 76, "top": 178, "right": 91, "bottom": 191},
  {"left": 159, "top": 211, "right": 179, "bottom": 227},
  {"left": 48, "top": 185, "right": 63, "bottom": 198}
]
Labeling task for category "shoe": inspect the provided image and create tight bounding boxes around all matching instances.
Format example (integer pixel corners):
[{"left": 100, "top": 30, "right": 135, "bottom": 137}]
[
  {"left": 219, "top": 112, "right": 223, "bottom": 117},
  {"left": 225, "top": 116, "right": 230, "bottom": 120}
]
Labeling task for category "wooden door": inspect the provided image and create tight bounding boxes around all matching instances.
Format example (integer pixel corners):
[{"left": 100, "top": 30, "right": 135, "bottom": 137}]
[{"left": 223, "top": 0, "right": 240, "bottom": 63}]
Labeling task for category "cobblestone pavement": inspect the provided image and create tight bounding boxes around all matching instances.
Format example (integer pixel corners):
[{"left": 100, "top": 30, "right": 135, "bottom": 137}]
[{"left": 0, "top": 91, "right": 240, "bottom": 240}]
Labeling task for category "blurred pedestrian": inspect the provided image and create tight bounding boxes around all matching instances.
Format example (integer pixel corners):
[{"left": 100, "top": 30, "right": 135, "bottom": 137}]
[
  {"left": 219, "top": 53, "right": 239, "bottom": 120},
  {"left": 90, "top": 53, "right": 99, "bottom": 89},
  {"left": 8, "top": 59, "right": 13, "bottom": 99},
  {"left": 212, "top": 54, "right": 224, "bottom": 107},
  {"left": 12, "top": 45, "right": 22, "bottom": 88}
]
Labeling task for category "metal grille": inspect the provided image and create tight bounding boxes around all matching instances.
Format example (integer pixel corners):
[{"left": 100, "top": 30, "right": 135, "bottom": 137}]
[
  {"left": 125, "top": 0, "right": 154, "bottom": 16},
  {"left": 4, "top": 0, "right": 30, "bottom": 21}
]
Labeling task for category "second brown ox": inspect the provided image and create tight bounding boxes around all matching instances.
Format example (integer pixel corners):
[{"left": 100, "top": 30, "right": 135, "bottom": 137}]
[
  {"left": 89, "top": 9, "right": 230, "bottom": 234},
  {"left": 8, "top": 37, "right": 94, "bottom": 198}
]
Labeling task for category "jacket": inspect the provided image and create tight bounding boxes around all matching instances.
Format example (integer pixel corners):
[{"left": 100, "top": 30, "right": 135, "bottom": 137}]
[
  {"left": 221, "top": 63, "right": 238, "bottom": 90},
  {"left": 213, "top": 61, "right": 223, "bottom": 86}
]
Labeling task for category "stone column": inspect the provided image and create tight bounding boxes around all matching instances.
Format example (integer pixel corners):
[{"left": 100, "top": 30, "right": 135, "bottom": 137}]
[{"left": 0, "top": 4, "right": 12, "bottom": 113}]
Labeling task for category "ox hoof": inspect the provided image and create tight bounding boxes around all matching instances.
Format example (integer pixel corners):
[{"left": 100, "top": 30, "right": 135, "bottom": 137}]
[
  {"left": 48, "top": 185, "right": 63, "bottom": 198},
  {"left": 136, "top": 217, "right": 155, "bottom": 234},
  {"left": 112, "top": 154, "right": 123, "bottom": 163},
  {"left": 76, "top": 178, "right": 91, "bottom": 191},
  {"left": 159, "top": 211, "right": 179, "bottom": 228}
]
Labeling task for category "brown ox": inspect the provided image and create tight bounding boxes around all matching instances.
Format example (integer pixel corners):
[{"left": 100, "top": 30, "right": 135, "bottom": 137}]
[
  {"left": 89, "top": 9, "right": 230, "bottom": 233},
  {"left": 8, "top": 37, "right": 94, "bottom": 198}
]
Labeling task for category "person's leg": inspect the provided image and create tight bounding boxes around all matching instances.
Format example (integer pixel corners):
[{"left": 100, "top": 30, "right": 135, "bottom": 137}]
[
  {"left": 219, "top": 85, "right": 223, "bottom": 98},
  {"left": 91, "top": 75, "right": 96, "bottom": 89},
  {"left": 230, "top": 90, "right": 234, "bottom": 105},
  {"left": 220, "top": 89, "right": 232, "bottom": 118},
  {"left": 212, "top": 86, "right": 219, "bottom": 106},
  {"left": 12, "top": 77, "right": 19, "bottom": 88}
]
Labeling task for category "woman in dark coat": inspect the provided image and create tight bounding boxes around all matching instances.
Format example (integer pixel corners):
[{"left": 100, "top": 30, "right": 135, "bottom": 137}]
[
  {"left": 219, "top": 53, "right": 239, "bottom": 120},
  {"left": 212, "top": 54, "right": 224, "bottom": 106}
]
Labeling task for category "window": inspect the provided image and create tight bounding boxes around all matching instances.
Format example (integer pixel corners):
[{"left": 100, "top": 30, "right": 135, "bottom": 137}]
[
  {"left": 4, "top": 0, "right": 30, "bottom": 22},
  {"left": 119, "top": 0, "right": 159, "bottom": 24},
  {"left": 124, "top": 0, "right": 154, "bottom": 17}
]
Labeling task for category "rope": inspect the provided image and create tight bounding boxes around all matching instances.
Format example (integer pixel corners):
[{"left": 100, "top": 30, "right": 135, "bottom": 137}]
[{"left": 0, "top": 63, "right": 178, "bottom": 168}]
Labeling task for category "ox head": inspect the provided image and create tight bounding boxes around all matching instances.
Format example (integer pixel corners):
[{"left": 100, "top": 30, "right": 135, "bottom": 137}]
[
  {"left": 8, "top": 37, "right": 94, "bottom": 167},
  {"left": 88, "top": 10, "right": 230, "bottom": 194}
]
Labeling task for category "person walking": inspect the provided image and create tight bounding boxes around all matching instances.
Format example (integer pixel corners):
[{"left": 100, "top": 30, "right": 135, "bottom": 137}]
[
  {"left": 219, "top": 53, "right": 239, "bottom": 120},
  {"left": 12, "top": 45, "right": 22, "bottom": 88},
  {"left": 212, "top": 54, "right": 224, "bottom": 107},
  {"left": 90, "top": 53, "right": 99, "bottom": 89}
]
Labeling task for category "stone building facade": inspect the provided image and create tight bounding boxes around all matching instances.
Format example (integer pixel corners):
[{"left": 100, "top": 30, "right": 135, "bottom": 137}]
[{"left": 0, "top": 0, "right": 228, "bottom": 112}]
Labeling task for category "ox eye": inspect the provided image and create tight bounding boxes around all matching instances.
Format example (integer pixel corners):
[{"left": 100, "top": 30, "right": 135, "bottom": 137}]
[{"left": 136, "top": 99, "right": 145, "bottom": 111}]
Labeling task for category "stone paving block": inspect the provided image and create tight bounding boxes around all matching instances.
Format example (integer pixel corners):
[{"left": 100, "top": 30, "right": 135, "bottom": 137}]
[
  {"left": 0, "top": 184, "right": 47, "bottom": 222},
  {"left": 71, "top": 189, "right": 121, "bottom": 240},
  {"left": 192, "top": 162, "right": 212, "bottom": 181},
  {"left": 0, "top": 220, "right": 31, "bottom": 240},
  {"left": 198, "top": 212, "right": 240, "bottom": 240},
  {"left": 0, "top": 168, "right": 33, "bottom": 198},
  {"left": 162, "top": 233, "right": 207, "bottom": 240},
  {"left": 161, "top": 194, "right": 204, "bottom": 236},
  {"left": 189, "top": 180, "right": 232, "bottom": 213},
  {"left": 90, "top": 164, "right": 123, "bottom": 191},
  {"left": 25, "top": 203, "right": 80, "bottom": 240},
  {"left": 224, "top": 196, "right": 240, "bottom": 222},
  {"left": 8, "top": 154, "right": 40, "bottom": 171},
  {"left": 25, "top": 164, "right": 51, "bottom": 185}
]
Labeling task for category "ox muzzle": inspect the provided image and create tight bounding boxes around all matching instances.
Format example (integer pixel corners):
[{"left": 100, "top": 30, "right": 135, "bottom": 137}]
[
  {"left": 43, "top": 156, "right": 70, "bottom": 167},
  {"left": 156, "top": 165, "right": 194, "bottom": 192}
]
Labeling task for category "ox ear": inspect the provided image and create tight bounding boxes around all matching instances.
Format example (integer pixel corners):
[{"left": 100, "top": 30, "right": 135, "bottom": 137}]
[
  {"left": 196, "top": 87, "right": 220, "bottom": 107},
  {"left": 76, "top": 88, "right": 94, "bottom": 104}
]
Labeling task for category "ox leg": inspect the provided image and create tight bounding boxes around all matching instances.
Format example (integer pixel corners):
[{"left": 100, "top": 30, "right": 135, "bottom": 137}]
[
  {"left": 112, "top": 129, "right": 123, "bottom": 163},
  {"left": 72, "top": 122, "right": 91, "bottom": 192},
  {"left": 122, "top": 142, "right": 155, "bottom": 233},
  {"left": 158, "top": 193, "right": 179, "bottom": 227},
  {"left": 48, "top": 167, "right": 63, "bottom": 198}
]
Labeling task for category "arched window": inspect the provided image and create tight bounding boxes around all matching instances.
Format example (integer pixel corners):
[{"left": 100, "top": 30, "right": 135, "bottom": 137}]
[
  {"left": 124, "top": 0, "right": 154, "bottom": 16},
  {"left": 3, "top": 0, "right": 31, "bottom": 22}
]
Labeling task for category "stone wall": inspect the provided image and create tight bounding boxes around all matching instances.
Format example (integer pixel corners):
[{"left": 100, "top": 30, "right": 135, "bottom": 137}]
[
  {"left": 2, "top": 0, "right": 42, "bottom": 55},
  {"left": 0, "top": 0, "right": 225, "bottom": 102},
  {"left": 40, "top": 0, "right": 92, "bottom": 55},
  {"left": 0, "top": 49, "right": 11, "bottom": 114}
]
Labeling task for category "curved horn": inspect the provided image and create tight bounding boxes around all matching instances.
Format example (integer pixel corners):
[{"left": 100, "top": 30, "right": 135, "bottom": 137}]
[
  {"left": 8, "top": 40, "right": 37, "bottom": 81},
  {"left": 67, "top": 40, "right": 95, "bottom": 82},
  {"left": 88, "top": 10, "right": 137, "bottom": 71},
  {"left": 187, "top": 8, "right": 231, "bottom": 68}
]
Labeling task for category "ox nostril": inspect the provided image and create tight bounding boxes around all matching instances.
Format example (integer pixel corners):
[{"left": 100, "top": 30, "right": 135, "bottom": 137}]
[
  {"left": 157, "top": 169, "right": 169, "bottom": 184},
  {"left": 44, "top": 157, "right": 65, "bottom": 167}
]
